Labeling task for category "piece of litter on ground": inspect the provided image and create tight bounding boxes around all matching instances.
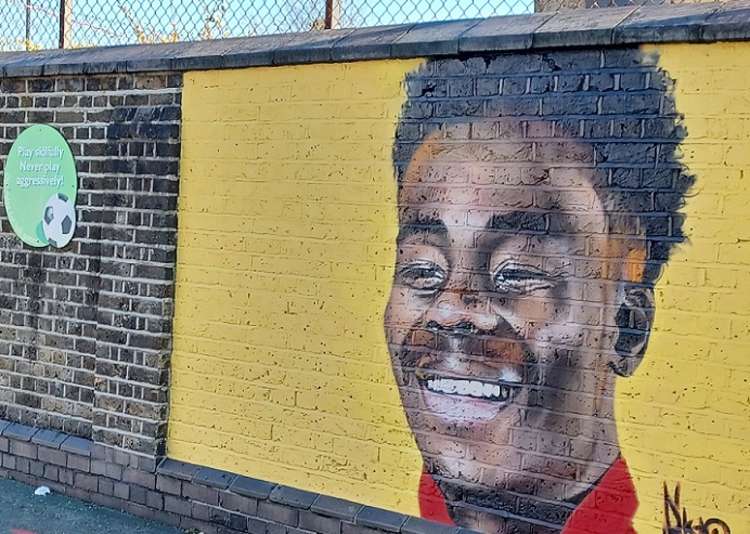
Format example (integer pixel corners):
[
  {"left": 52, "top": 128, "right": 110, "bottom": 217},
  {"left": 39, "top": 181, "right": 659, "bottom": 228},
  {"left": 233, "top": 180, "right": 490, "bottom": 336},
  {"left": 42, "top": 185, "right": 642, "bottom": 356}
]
[{"left": 33, "top": 486, "right": 51, "bottom": 496}]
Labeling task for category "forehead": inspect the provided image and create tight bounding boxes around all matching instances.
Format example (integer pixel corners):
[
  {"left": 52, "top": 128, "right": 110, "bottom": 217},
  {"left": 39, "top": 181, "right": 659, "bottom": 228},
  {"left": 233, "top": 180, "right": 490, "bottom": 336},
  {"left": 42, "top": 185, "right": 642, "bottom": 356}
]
[{"left": 398, "top": 133, "right": 608, "bottom": 233}]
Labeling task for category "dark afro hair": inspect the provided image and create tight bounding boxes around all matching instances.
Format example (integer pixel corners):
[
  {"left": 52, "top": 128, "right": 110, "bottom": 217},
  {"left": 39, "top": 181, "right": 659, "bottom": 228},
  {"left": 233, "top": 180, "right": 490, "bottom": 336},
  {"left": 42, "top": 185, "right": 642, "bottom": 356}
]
[{"left": 392, "top": 48, "right": 694, "bottom": 289}]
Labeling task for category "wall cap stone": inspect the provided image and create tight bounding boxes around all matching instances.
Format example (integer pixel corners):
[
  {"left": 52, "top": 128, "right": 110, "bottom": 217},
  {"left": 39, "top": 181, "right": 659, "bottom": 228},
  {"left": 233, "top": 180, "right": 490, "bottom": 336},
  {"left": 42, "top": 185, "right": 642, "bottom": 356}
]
[
  {"left": 2, "top": 422, "right": 39, "bottom": 442},
  {"left": 357, "top": 506, "right": 409, "bottom": 532},
  {"left": 0, "top": 1, "right": 748, "bottom": 77},
  {"left": 0, "top": 419, "right": 94, "bottom": 454},
  {"left": 192, "top": 466, "right": 235, "bottom": 489},
  {"left": 269, "top": 485, "right": 319, "bottom": 509},
  {"left": 402, "top": 517, "right": 459, "bottom": 534},
  {"left": 157, "top": 458, "right": 199, "bottom": 481},
  {"left": 310, "top": 494, "right": 363, "bottom": 521},
  {"left": 229, "top": 475, "right": 276, "bottom": 500},
  {"left": 31, "top": 429, "right": 69, "bottom": 449},
  {"left": 60, "top": 436, "right": 93, "bottom": 457}
]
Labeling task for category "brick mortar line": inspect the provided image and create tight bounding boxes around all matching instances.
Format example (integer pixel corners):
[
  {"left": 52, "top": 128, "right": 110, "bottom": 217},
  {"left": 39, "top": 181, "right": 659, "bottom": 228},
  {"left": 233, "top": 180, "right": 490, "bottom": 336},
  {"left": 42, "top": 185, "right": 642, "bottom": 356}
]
[
  {"left": 178, "top": 387, "right": 624, "bottom": 425},
  {"left": 4, "top": 88, "right": 181, "bottom": 97},
  {"left": 0, "top": 105, "right": 180, "bottom": 111},
  {"left": 0, "top": 270, "right": 161, "bottom": 284},
  {"left": 95, "top": 393, "right": 169, "bottom": 407},
  {"left": 94, "top": 341, "right": 169, "bottom": 354},
  {"left": 55, "top": 238, "right": 177, "bottom": 250},
  {"left": 0, "top": 410, "right": 92, "bottom": 425},
  {"left": 0, "top": 290, "right": 162, "bottom": 308},
  {"left": 92, "top": 410, "right": 168, "bottom": 425},
  {"left": 0, "top": 282, "right": 168, "bottom": 301},
  {"left": 0, "top": 344, "right": 98, "bottom": 362},
  {"left": 94, "top": 367, "right": 171, "bottom": 381},
  {"left": 97, "top": 290, "right": 175, "bottom": 303},
  {"left": 90, "top": 425, "right": 168, "bottom": 441},
  {"left": 0, "top": 358, "right": 96, "bottom": 374},
  {"left": 0, "top": 355, "right": 159, "bottom": 379}
]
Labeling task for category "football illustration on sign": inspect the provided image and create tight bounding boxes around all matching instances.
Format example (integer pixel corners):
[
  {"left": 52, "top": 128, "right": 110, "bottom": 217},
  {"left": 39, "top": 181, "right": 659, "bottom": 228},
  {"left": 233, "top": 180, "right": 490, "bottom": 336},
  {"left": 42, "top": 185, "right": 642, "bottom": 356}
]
[{"left": 42, "top": 193, "right": 76, "bottom": 248}]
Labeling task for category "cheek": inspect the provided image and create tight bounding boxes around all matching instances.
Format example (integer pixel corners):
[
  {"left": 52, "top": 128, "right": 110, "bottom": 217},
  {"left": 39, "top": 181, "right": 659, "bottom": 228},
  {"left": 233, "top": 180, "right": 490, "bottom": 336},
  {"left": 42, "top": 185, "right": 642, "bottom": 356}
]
[
  {"left": 515, "top": 286, "right": 592, "bottom": 351},
  {"left": 384, "top": 287, "right": 424, "bottom": 345}
]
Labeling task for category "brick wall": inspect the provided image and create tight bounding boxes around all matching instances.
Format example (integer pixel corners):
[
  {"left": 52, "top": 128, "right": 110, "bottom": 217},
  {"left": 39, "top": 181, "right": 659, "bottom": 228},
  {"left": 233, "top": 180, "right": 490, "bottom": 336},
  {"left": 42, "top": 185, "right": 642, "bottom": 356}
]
[
  {"left": 171, "top": 44, "right": 749, "bottom": 533},
  {"left": 0, "top": 15, "right": 747, "bottom": 534},
  {"left": 0, "top": 73, "right": 180, "bottom": 456}
]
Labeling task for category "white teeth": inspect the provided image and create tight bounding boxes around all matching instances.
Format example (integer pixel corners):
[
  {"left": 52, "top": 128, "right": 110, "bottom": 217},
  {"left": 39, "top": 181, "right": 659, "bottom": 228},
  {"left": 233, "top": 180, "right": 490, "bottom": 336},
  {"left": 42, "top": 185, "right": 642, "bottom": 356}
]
[{"left": 424, "top": 378, "right": 516, "bottom": 401}]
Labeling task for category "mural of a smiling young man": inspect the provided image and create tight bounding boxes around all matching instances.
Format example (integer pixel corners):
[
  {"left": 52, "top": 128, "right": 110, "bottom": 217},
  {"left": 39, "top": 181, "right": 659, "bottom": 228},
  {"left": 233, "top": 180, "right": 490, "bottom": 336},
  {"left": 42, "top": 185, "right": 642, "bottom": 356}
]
[{"left": 384, "top": 50, "right": 693, "bottom": 534}]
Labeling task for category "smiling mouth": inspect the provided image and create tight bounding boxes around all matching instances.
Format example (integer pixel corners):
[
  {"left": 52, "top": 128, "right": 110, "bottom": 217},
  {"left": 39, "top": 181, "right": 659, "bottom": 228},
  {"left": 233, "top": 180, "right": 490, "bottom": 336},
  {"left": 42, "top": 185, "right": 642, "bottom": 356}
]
[{"left": 422, "top": 377, "right": 520, "bottom": 402}]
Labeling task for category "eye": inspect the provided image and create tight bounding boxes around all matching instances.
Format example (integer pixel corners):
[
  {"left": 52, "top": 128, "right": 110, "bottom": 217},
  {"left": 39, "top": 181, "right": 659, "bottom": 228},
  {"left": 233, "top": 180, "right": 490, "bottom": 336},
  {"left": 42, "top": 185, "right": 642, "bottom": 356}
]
[
  {"left": 397, "top": 260, "right": 447, "bottom": 292},
  {"left": 492, "top": 263, "right": 555, "bottom": 294}
]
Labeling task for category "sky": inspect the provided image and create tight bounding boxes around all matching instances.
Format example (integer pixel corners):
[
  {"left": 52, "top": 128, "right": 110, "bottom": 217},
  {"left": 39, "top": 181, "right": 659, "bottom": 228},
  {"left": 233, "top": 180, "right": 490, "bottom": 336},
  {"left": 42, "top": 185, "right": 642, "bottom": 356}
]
[{"left": 0, "top": 0, "right": 534, "bottom": 50}]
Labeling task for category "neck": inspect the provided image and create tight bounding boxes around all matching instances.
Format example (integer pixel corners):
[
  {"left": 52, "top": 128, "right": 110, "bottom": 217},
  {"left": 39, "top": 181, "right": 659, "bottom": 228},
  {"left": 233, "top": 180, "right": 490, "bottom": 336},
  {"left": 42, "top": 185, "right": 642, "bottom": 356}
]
[
  {"left": 444, "top": 498, "right": 574, "bottom": 534},
  {"left": 431, "top": 444, "right": 622, "bottom": 533}
]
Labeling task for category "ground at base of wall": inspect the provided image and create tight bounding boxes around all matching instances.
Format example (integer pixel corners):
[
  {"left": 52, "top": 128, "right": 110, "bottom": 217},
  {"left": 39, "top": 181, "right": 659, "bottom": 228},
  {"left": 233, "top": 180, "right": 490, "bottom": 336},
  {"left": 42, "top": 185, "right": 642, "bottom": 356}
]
[{"left": 0, "top": 478, "right": 182, "bottom": 534}]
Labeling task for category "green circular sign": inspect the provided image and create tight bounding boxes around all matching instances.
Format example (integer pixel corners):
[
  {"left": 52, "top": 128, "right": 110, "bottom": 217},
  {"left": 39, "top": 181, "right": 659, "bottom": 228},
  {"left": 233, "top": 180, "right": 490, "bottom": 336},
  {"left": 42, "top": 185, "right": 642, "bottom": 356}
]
[{"left": 4, "top": 124, "right": 78, "bottom": 248}]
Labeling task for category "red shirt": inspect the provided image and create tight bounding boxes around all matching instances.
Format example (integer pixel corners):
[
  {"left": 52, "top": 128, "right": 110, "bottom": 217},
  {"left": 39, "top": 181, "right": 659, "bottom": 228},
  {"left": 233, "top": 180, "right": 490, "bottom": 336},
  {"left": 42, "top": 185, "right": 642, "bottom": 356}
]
[{"left": 419, "top": 457, "right": 637, "bottom": 533}]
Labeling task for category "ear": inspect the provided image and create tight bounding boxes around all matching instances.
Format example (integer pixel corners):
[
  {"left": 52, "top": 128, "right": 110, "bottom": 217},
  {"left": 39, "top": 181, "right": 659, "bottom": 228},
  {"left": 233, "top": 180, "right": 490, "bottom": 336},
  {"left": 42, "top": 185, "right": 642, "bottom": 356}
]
[{"left": 610, "top": 285, "right": 655, "bottom": 377}]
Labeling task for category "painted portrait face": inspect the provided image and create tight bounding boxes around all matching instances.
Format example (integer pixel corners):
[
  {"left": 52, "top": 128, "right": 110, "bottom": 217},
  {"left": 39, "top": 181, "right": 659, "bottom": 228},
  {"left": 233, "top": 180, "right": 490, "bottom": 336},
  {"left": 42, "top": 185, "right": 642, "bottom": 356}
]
[{"left": 384, "top": 129, "right": 651, "bottom": 531}]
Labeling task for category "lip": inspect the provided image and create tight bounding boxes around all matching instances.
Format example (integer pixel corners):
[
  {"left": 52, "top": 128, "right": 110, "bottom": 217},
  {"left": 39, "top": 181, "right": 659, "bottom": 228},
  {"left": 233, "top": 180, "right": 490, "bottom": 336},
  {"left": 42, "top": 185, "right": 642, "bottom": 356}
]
[{"left": 399, "top": 341, "right": 528, "bottom": 420}]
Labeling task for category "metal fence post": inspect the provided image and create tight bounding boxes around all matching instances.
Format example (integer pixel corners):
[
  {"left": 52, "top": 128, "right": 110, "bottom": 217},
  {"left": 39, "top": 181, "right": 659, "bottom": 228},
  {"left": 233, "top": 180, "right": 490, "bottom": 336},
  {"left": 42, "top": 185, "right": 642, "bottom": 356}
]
[
  {"left": 324, "top": 0, "right": 341, "bottom": 29},
  {"left": 58, "top": 0, "right": 72, "bottom": 48},
  {"left": 25, "top": 0, "right": 31, "bottom": 50}
]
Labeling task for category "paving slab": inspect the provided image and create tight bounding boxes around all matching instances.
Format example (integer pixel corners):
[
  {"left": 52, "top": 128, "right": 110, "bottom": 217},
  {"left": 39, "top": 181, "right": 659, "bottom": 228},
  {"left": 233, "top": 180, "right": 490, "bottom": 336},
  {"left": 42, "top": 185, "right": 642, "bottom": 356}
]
[{"left": 0, "top": 479, "right": 182, "bottom": 534}]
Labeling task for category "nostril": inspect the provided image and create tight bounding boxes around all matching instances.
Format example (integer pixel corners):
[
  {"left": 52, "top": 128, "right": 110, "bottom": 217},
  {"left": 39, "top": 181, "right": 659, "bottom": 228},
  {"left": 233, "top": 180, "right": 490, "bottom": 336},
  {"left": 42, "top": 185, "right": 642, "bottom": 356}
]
[
  {"left": 425, "top": 320, "right": 441, "bottom": 332},
  {"left": 453, "top": 321, "right": 478, "bottom": 335}
]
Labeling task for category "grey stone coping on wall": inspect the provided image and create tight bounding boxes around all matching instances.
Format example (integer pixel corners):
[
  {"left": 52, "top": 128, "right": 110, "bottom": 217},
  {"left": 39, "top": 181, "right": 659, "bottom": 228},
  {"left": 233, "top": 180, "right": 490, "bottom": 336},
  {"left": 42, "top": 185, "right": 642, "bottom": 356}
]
[
  {"left": 0, "top": 416, "right": 479, "bottom": 534},
  {"left": 0, "top": 419, "right": 93, "bottom": 455},
  {"left": 153, "top": 456, "right": 451, "bottom": 533},
  {"left": 0, "top": 1, "right": 749, "bottom": 77},
  {"left": 310, "top": 494, "right": 363, "bottom": 521},
  {"left": 31, "top": 429, "right": 69, "bottom": 449},
  {"left": 0, "top": 417, "right": 480, "bottom": 534}
]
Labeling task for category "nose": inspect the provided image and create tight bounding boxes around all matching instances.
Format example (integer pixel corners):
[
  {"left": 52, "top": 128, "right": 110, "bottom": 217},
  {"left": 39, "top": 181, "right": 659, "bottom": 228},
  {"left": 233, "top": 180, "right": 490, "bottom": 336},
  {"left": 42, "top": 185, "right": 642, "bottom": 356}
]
[{"left": 425, "top": 288, "right": 501, "bottom": 334}]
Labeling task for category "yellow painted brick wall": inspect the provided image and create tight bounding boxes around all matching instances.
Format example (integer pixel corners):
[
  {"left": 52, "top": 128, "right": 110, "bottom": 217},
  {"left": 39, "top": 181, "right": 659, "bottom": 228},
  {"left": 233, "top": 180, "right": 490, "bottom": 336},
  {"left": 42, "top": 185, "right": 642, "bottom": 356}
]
[
  {"left": 621, "top": 43, "right": 750, "bottom": 532},
  {"left": 170, "top": 46, "right": 750, "bottom": 530},
  {"left": 171, "top": 60, "right": 424, "bottom": 514}
]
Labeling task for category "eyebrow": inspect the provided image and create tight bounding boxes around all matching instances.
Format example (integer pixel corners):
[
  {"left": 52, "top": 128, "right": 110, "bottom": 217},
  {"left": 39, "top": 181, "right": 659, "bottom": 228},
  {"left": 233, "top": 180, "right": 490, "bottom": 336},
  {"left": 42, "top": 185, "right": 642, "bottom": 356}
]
[
  {"left": 397, "top": 216, "right": 449, "bottom": 243},
  {"left": 487, "top": 210, "right": 548, "bottom": 233}
]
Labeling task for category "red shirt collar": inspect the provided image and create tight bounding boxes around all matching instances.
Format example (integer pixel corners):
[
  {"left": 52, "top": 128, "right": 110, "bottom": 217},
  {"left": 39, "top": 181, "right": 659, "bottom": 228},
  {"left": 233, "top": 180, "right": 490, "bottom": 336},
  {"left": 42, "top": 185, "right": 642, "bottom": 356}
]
[{"left": 419, "top": 457, "right": 637, "bottom": 533}]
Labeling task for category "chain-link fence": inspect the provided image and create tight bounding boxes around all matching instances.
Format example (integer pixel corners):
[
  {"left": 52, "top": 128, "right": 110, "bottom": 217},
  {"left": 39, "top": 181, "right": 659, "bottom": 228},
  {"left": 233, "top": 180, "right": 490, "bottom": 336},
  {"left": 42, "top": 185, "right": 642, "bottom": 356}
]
[{"left": 1, "top": 0, "right": 686, "bottom": 51}]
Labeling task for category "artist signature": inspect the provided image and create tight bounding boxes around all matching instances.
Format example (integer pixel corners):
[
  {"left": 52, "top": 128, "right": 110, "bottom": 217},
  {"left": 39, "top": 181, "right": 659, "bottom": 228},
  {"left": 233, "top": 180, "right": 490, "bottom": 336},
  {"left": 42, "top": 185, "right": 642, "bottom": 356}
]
[{"left": 663, "top": 483, "right": 731, "bottom": 534}]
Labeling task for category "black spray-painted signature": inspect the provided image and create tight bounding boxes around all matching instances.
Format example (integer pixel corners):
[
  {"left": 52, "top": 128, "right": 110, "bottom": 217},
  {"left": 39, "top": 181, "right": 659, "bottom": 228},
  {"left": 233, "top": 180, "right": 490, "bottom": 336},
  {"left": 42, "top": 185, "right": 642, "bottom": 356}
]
[{"left": 663, "top": 483, "right": 731, "bottom": 534}]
